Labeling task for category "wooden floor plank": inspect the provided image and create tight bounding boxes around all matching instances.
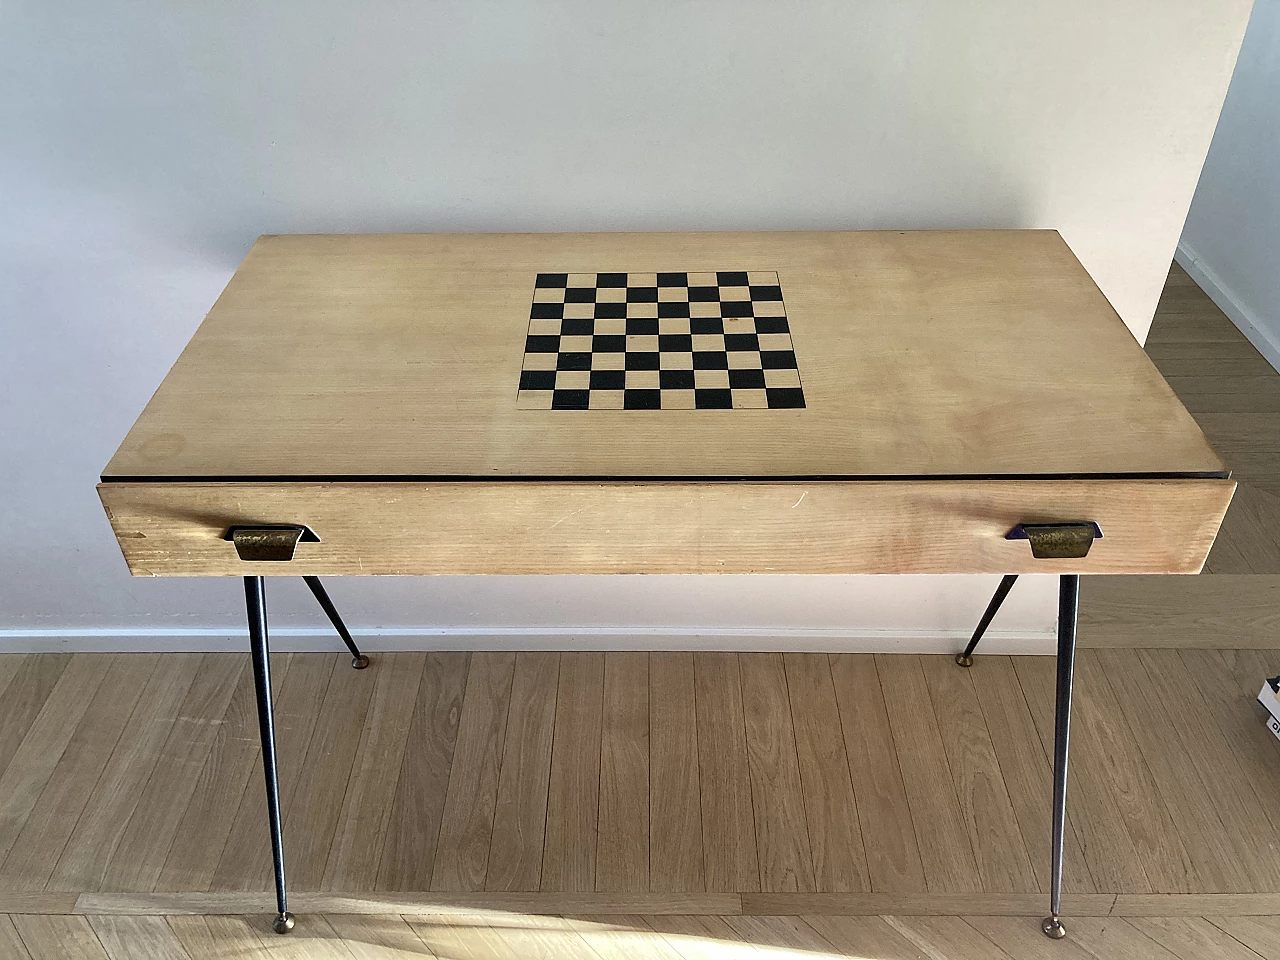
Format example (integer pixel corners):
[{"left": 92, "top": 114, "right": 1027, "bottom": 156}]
[
  {"left": 966, "top": 915, "right": 1099, "bottom": 960},
  {"left": 0, "top": 655, "right": 158, "bottom": 892},
  {"left": 692, "top": 653, "right": 758, "bottom": 894},
  {"left": 920, "top": 655, "right": 1037, "bottom": 892},
  {"left": 649, "top": 652, "right": 703, "bottom": 894},
  {"left": 325, "top": 913, "right": 439, "bottom": 957},
  {"left": 157, "top": 653, "right": 292, "bottom": 893},
  {"left": 886, "top": 914, "right": 1017, "bottom": 960},
  {"left": 783, "top": 653, "right": 870, "bottom": 893},
  {"left": 167, "top": 916, "right": 275, "bottom": 960},
  {"left": 875, "top": 654, "right": 980, "bottom": 894},
  {"left": 485, "top": 652, "right": 559, "bottom": 892},
  {"left": 322, "top": 652, "right": 427, "bottom": 891},
  {"left": 375, "top": 652, "right": 469, "bottom": 892},
  {"left": 564, "top": 915, "right": 690, "bottom": 960},
  {"left": 1132, "top": 917, "right": 1267, "bottom": 960},
  {"left": 969, "top": 655, "right": 1095, "bottom": 894},
  {"left": 828, "top": 654, "right": 926, "bottom": 894},
  {"left": 641, "top": 915, "right": 764, "bottom": 959},
  {"left": 1180, "top": 649, "right": 1280, "bottom": 849},
  {"left": 87, "top": 915, "right": 192, "bottom": 959},
  {"left": 1013, "top": 655, "right": 1153, "bottom": 893},
  {"left": 0, "top": 656, "right": 112, "bottom": 874},
  {"left": 48, "top": 655, "right": 203, "bottom": 893},
  {"left": 432, "top": 652, "right": 516, "bottom": 892},
  {"left": 0, "top": 656, "right": 66, "bottom": 781},
  {"left": 1068, "top": 652, "right": 1198, "bottom": 893},
  {"left": 802, "top": 914, "right": 933, "bottom": 959},
  {"left": 212, "top": 652, "right": 335, "bottom": 891},
  {"left": 100, "top": 655, "right": 245, "bottom": 893},
  {"left": 1105, "top": 648, "right": 1280, "bottom": 891},
  {"left": 0, "top": 915, "right": 34, "bottom": 960},
  {"left": 739, "top": 652, "right": 815, "bottom": 893},
  {"left": 540, "top": 652, "right": 604, "bottom": 893},
  {"left": 1069, "top": 916, "right": 1189, "bottom": 960},
  {"left": 722, "top": 913, "right": 837, "bottom": 951},
  {"left": 373, "top": 655, "right": 471, "bottom": 896},
  {"left": 280, "top": 654, "right": 379, "bottom": 891},
  {"left": 10, "top": 915, "right": 109, "bottom": 960},
  {"left": 596, "top": 652, "right": 650, "bottom": 894},
  {"left": 1208, "top": 916, "right": 1280, "bottom": 960}
]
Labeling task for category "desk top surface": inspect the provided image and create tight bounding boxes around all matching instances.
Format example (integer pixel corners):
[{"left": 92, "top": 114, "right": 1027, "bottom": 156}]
[{"left": 102, "top": 230, "right": 1226, "bottom": 482}]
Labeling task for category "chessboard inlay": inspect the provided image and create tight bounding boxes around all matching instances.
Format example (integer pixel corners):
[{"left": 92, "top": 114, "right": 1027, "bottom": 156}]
[{"left": 517, "top": 271, "right": 805, "bottom": 410}]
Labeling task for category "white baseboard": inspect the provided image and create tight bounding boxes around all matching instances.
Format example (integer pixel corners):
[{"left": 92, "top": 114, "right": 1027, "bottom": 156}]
[
  {"left": 0, "top": 625, "right": 1055, "bottom": 655},
  {"left": 1176, "top": 239, "right": 1280, "bottom": 375}
]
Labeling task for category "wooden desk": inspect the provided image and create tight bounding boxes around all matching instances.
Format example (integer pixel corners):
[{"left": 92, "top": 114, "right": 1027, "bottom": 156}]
[{"left": 98, "top": 230, "right": 1233, "bottom": 938}]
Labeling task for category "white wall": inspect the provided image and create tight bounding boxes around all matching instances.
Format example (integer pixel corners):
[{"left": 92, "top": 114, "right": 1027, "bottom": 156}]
[
  {"left": 1178, "top": 0, "right": 1280, "bottom": 373},
  {"left": 0, "top": 1, "right": 1251, "bottom": 651}
]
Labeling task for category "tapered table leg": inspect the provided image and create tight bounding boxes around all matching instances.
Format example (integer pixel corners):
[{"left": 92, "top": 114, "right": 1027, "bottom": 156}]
[
  {"left": 244, "top": 576, "right": 295, "bottom": 934},
  {"left": 1043, "top": 573, "right": 1079, "bottom": 939}
]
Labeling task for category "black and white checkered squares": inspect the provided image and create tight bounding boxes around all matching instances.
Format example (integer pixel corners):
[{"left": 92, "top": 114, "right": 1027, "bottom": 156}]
[{"left": 517, "top": 271, "right": 805, "bottom": 410}]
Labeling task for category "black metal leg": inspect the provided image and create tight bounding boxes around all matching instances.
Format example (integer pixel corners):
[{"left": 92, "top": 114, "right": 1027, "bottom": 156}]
[
  {"left": 303, "top": 576, "right": 369, "bottom": 669},
  {"left": 245, "top": 576, "right": 296, "bottom": 935},
  {"left": 956, "top": 574, "right": 1019, "bottom": 667},
  {"left": 1043, "top": 573, "right": 1079, "bottom": 940}
]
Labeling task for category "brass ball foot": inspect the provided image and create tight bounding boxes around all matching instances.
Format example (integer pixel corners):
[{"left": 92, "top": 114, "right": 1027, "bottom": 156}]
[
  {"left": 955, "top": 653, "right": 974, "bottom": 668},
  {"left": 273, "top": 912, "right": 295, "bottom": 934},
  {"left": 352, "top": 654, "right": 370, "bottom": 669},
  {"left": 1041, "top": 916, "right": 1066, "bottom": 940}
]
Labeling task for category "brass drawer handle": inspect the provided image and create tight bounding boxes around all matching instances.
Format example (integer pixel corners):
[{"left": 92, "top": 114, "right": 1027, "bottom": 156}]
[
  {"left": 1007, "top": 522, "right": 1103, "bottom": 559},
  {"left": 224, "top": 525, "right": 320, "bottom": 562}
]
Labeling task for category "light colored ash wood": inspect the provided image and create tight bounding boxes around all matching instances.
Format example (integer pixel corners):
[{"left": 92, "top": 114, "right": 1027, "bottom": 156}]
[
  {"left": 648, "top": 653, "right": 703, "bottom": 894},
  {"left": 541, "top": 652, "right": 603, "bottom": 893},
  {"left": 0, "top": 656, "right": 159, "bottom": 892},
  {"left": 484, "top": 652, "right": 558, "bottom": 893},
  {"left": 782, "top": 654, "right": 870, "bottom": 893},
  {"left": 563, "top": 915, "right": 690, "bottom": 960},
  {"left": 375, "top": 652, "right": 468, "bottom": 892},
  {"left": 875, "top": 655, "right": 981, "bottom": 894},
  {"left": 720, "top": 913, "right": 838, "bottom": 952},
  {"left": 98, "top": 477, "right": 1234, "bottom": 577},
  {"left": 1068, "top": 915, "right": 1194, "bottom": 960},
  {"left": 211, "top": 652, "right": 334, "bottom": 891},
  {"left": 102, "top": 230, "right": 1224, "bottom": 481},
  {"left": 738, "top": 653, "right": 815, "bottom": 892},
  {"left": 968, "top": 656, "right": 1094, "bottom": 893},
  {"left": 1081, "top": 575, "right": 1280, "bottom": 647},
  {"left": 280, "top": 651, "right": 377, "bottom": 890},
  {"left": 1117, "top": 894, "right": 1280, "bottom": 916},
  {"left": 157, "top": 654, "right": 291, "bottom": 893},
  {"left": 595, "top": 653, "right": 650, "bottom": 894},
  {"left": 1013, "top": 655, "right": 1152, "bottom": 892},
  {"left": 919, "top": 655, "right": 1037, "bottom": 892},
  {"left": 828, "top": 655, "right": 926, "bottom": 894},
  {"left": 99, "top": 655, "right": 244, "bottom": 893},
  {"left": 431, "top": 653, "right": 515, "bottom": 892},
  {"left": 10, "top": 915, "right": 109, "bottom": 960},
  {"left": 321, "top": 652, "right": 426, "bottom": 891},
  {"left": 691, "top": 654, "right": 759, "bottom": 894},
  {"left": 87, "top": 915, "right": 191, "bottom": 960}
]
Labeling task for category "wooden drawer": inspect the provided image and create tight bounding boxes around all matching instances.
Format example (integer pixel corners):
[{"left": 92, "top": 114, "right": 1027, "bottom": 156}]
[{"left": 98, "top": 479, "right": 1234, "bottom": 577}]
